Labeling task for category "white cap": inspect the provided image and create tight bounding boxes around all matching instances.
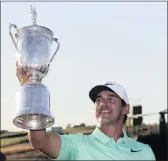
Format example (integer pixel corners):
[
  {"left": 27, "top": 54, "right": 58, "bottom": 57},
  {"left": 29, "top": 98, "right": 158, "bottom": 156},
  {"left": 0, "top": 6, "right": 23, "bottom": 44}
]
[{"left": 89, "top": 82, "right": 129, "bottom": 104}]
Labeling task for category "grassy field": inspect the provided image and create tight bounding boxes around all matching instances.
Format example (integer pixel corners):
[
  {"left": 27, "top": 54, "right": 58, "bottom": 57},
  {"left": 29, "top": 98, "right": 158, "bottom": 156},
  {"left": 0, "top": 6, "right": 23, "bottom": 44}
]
[
  {"left": 63, "top": 127, "right": 94, "bottom": 134},
  {"left": 1, "top": 131, "right": 27, "bottom": 138},
  {"left": 0, "top": 127, "right": 94, "bottom": 156},
  {"left": 1, "top": 135, "right": 28, "bottom": 147},
  {"left": 1, "top": 143, "right": 33, "bottom": 154}
]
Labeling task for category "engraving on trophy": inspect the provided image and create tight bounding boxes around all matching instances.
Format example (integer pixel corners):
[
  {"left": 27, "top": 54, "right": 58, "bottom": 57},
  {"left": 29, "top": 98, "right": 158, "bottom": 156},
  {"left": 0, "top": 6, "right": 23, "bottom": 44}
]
[{"left": 9, "top": 6, "right": 60, "bottom": 130}]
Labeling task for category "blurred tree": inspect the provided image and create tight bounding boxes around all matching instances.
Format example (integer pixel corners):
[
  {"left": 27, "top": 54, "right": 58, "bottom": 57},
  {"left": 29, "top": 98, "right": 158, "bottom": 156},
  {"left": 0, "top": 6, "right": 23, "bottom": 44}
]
[
  {"left": 79, "top": 123, "right": 86, "bottom": 127},
  {"left": 66, "top": 124, "right": 71, "bottom": 128}
]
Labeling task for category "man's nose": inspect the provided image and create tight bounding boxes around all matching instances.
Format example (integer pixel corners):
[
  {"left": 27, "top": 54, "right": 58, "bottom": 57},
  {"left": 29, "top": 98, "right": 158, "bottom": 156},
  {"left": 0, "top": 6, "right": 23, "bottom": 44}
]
[{"left": 100, "top": 99, "right": 108, "bottom": 106}]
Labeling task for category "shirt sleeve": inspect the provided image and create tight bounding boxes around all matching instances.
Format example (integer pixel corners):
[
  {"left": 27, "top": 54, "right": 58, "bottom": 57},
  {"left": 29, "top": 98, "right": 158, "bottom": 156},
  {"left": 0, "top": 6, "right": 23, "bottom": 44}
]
[
  {"left": 144, "top": 145, "right": 156, "bottom": 160},
  {"left": 56, "top": 134, "right": 82, "bottom": 160}
]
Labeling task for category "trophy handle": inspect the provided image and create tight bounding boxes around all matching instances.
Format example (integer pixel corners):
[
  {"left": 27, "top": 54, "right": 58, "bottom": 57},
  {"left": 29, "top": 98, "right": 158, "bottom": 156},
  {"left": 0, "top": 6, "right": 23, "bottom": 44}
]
[
  {"left": 9, "top": 24, "right": 19, "bottom": 51},
  {"left": 50, "top": 38, "right": 60, "bottom": 63}
]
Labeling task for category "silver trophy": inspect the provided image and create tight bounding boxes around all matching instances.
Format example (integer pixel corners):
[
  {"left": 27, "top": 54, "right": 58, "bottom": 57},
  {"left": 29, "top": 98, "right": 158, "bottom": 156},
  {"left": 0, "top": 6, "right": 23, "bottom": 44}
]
[{"left": 9, "top": 6, "right": 60, "bottom": 130}]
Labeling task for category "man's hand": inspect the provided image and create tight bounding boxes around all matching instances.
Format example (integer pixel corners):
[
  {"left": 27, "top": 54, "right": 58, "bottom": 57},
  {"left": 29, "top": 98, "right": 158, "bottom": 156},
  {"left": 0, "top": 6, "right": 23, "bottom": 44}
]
[{"left": 16, "top": 61, "right": 31, "bottom": 85}]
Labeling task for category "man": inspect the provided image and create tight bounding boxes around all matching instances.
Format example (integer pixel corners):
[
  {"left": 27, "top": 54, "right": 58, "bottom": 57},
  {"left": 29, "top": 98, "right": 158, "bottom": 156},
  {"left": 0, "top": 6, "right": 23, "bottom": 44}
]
[{"left": 16, "top": 63, "right": 155, "bottom": 160}]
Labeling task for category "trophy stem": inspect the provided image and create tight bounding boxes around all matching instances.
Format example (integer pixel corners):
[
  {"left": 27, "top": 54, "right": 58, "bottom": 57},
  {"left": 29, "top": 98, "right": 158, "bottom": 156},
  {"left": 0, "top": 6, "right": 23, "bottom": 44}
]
[
  {"left": 31, "top": 70, "right": 42, "bottom": 84},
  {"left": 32, "top": 78, "right": 42, "bottom": 84}
]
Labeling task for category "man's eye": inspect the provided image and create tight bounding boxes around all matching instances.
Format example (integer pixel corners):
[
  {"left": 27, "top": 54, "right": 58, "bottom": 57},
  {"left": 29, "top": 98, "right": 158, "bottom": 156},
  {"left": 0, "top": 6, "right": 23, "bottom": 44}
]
[
  {"left": 96, "top": 98, "right": 100, "bottom": 102},
  {"left": 109, "top": 97, "right": 115, "bottom": 101}
]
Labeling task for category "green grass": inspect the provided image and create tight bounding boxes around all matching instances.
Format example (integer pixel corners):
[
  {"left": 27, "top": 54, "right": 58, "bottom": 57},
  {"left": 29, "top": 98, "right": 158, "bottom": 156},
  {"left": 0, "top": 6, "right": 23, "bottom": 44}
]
[
  {"left": 1, "top": 143, "right": 33, "bottom": 154},
  {"left": 1, "top": 131, "right": 27, "bottom": 138},
  {"left": 1, "top": 135, "right": 28, "bottom": 147},
  {"left": 63, "top": 127, "right": 94, "bottom": 134},
  {"left": 1, "top": 127, "right": 93, "bottom": 148}
]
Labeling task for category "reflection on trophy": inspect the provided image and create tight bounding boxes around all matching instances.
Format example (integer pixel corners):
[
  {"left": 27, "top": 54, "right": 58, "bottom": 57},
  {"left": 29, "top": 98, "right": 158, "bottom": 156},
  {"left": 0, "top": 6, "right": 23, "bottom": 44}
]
[{"left": 9, "top": 6, "right": 60, "bottom": 130}]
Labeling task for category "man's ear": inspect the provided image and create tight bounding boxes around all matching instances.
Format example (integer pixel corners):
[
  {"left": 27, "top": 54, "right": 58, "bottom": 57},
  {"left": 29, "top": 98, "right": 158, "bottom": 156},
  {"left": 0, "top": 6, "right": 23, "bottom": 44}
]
[{"left": 122, "top": 104, "right": 130, "bottom": 115}]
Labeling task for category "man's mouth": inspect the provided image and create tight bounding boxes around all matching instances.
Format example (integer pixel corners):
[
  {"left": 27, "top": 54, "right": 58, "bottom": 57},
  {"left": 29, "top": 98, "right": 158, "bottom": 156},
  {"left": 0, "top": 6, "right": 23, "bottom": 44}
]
[{"left": 100, "top": 110, "right": 112, "bottom": 114}]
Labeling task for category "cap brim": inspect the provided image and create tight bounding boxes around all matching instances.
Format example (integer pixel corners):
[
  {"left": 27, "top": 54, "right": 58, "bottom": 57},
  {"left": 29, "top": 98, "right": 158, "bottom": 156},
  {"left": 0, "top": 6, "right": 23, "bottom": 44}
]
[{"left": 89, "top": 85, "right": 113, "bottom": 102}]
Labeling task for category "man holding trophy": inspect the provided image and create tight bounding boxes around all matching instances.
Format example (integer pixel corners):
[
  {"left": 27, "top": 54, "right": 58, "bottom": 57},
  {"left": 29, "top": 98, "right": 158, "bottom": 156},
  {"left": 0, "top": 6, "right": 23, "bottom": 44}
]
[{"left": 11, "top": 6, "right": 155, "bottom": 160}]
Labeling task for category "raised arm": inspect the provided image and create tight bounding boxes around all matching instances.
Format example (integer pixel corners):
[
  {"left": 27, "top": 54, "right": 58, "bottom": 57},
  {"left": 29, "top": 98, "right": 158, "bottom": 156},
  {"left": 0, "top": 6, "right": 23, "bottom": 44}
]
[
  {"left": 28, "top": 129, "right": 61, "bottom": 159},
  {"left": 16, "top": 62, "right": 63, "bottom": 159}
]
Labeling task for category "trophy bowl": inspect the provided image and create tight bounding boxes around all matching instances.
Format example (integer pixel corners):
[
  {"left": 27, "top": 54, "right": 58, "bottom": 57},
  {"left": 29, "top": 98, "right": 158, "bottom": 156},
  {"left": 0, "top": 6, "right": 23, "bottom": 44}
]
[{"left": 9, "top": 6, "right": 60, "bottom": 130}]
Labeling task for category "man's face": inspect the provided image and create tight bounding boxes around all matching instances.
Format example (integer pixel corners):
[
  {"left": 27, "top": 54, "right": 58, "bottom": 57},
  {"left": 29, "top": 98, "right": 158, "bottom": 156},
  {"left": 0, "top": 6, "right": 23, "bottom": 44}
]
[{"left": 94, "top": 90, "right": 126, "bottom": 125}]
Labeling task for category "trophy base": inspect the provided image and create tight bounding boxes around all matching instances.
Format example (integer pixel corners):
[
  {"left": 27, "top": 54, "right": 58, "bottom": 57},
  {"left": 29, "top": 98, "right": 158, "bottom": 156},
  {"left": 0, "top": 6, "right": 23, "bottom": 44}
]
[
  {"left": 13, "top": 84, "right": 55, "bottom": 130},
  {"left": 13, "top": 114, "right": 54, "bottom": 130}
]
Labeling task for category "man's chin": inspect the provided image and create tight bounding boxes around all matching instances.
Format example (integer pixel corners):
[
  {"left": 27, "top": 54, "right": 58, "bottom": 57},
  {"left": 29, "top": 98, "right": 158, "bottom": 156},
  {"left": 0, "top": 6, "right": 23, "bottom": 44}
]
[
  {"left": 98, "top": 118, "right": 112, "bottom": 125},
  {"left": 98, "top": 119, "right": 118, "bottom": 126}
]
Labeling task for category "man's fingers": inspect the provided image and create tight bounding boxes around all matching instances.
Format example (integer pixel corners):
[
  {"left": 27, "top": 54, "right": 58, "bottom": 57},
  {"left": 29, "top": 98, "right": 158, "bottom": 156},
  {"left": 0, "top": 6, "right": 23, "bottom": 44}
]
[
  {"left": 16, "top": 61, "right": 21, "bottom": 68},
  {"left": 20, "top": 72, "right": 31, "bottom": 85},
  {"left": 21, "top": 75, "right": 30, "bottom": 85},
  {"left": 16, "top": 62, "right": 32, "bottom": 85}
]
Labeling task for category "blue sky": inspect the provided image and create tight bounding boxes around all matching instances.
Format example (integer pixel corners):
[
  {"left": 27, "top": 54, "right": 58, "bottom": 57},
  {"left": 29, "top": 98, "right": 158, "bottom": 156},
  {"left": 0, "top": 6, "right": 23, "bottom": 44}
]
[{"left": 1, "top": 2, "right": 167, "bottom": 131}]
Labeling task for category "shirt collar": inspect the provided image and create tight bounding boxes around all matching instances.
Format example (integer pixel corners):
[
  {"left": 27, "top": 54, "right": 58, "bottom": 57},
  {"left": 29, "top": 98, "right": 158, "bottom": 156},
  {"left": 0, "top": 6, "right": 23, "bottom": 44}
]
[{"left": 91, "top": 127, "right": 127, "bottom": 144}]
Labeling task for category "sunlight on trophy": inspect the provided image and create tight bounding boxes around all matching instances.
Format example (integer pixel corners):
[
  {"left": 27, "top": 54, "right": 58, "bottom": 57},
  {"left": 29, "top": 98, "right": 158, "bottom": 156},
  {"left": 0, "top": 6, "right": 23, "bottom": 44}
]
[{"left": 9, "top": 6, "right": 60, "bottom": 130}]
